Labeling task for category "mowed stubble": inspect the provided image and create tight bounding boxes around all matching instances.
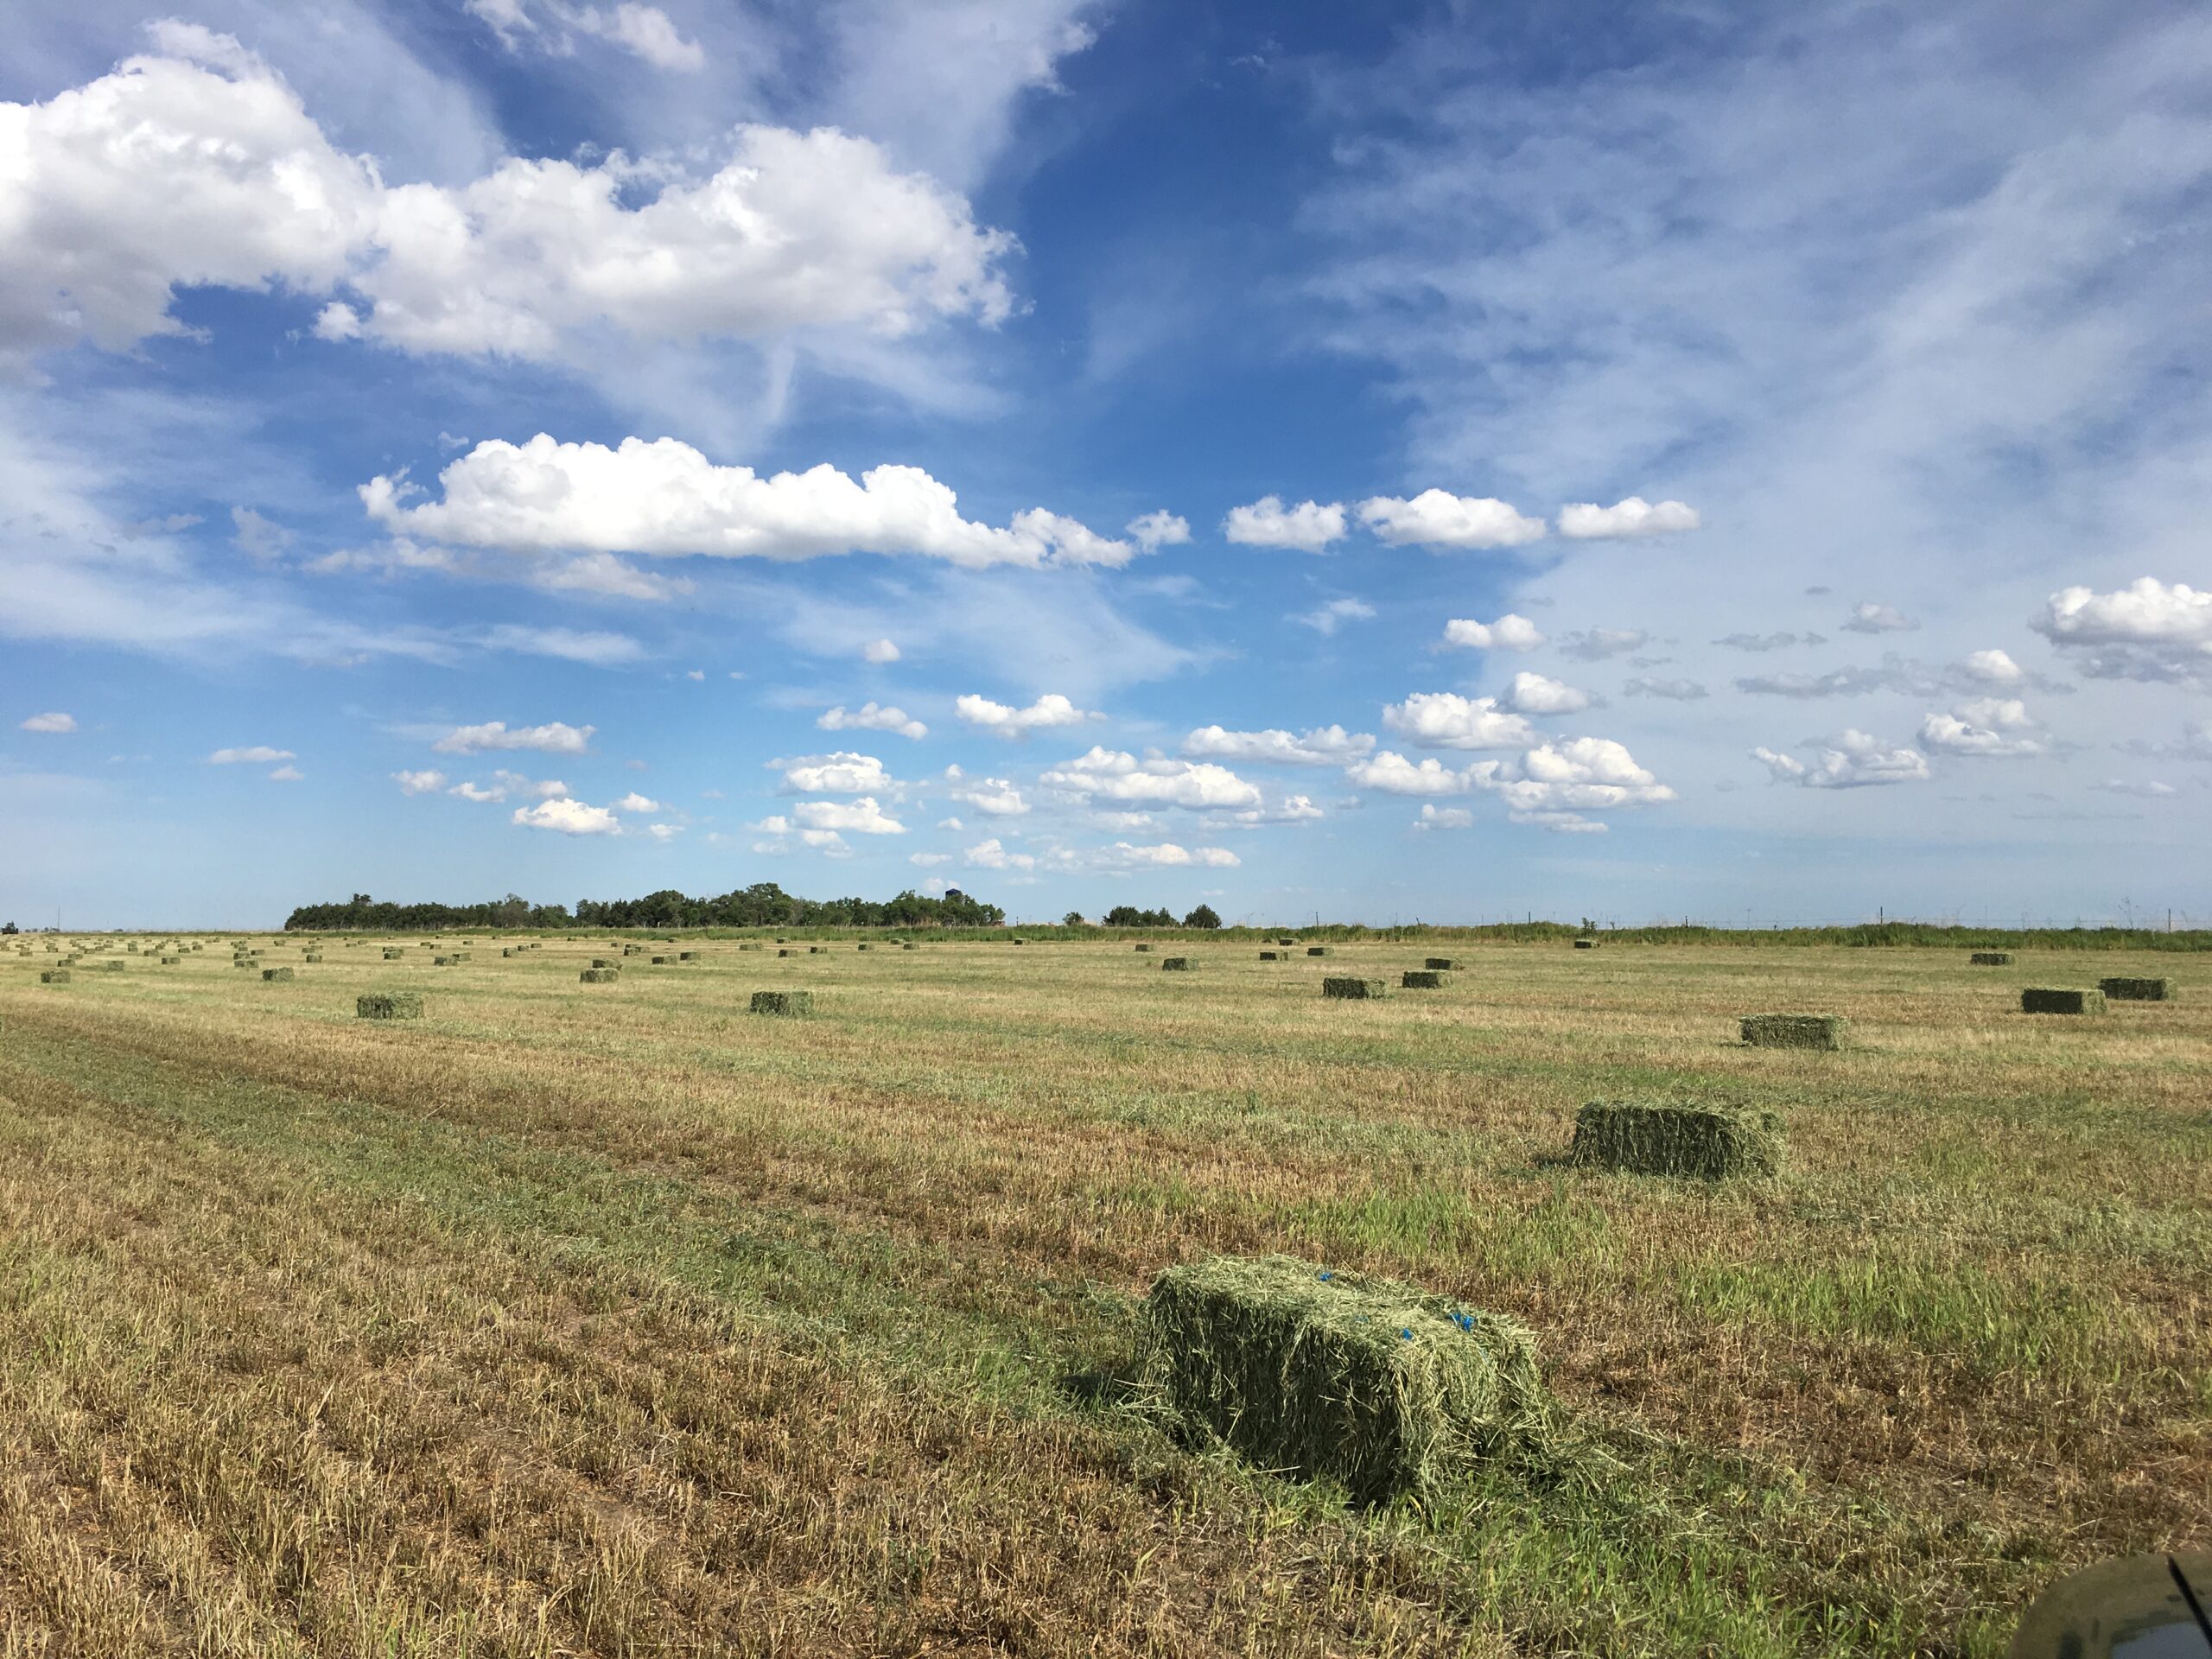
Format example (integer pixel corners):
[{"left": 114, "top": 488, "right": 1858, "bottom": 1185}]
[{"left": 0, "top": 935, "right": 2206, "bottom": 1656}]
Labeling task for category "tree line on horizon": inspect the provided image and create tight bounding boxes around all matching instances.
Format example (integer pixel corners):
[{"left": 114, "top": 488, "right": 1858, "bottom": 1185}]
[{"left": 283, "top": 884, "right": 1008, "bottom": 932}]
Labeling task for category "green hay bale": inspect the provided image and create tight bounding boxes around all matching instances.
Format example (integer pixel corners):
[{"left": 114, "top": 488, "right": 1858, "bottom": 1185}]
[
  {"left": 855, "top": 944, "right": 872, "bottom": 952},
  {"left": 357, "top": 993, "right": 423, "bottom": 1020},
  {"left": 749, "top": 989, "right": 813, "bottom": 1016},
  {"left": 383, "top": 949, "right": 404, "bottom": 960},
  {"left": 1139, "top": 1254, "right": 1547, "bottom": 1506},
  {"left": 2022, "top": 987, "right": 2104, "bottom": 1014},
  {"left": 1259, "top": 950, "right": 1282, "bottom": 960},
  {"left": 1425, "top": 957, "right": 1459, "bottom": 971},
  {"left": 901, "top": 943, "right": 918, "bottom": 951},
  {"left": 1160, "top": 957, "right": 1192, "bottom": 971},
  {"left": 1573, "top": 938, "right": 1597, "bottom": 950},
  {"left": 232, "top": 958, "right": 255, "bottom": 969},
  {"left": 1738, "top": 1014, "right": 1847, "bottom": 1051},
  {"left": 590, "top": 957, "right": 615, "bottom": 969},
  {"left": 808, "top": 946, "right": 827, "bottom": 955},
  {"left": 1401, "top": 970, "right": 1448, "bottom": 989},
  {"left": 159, "top": 956, "right": 178, "bottom": 965},
  {"left": 1306, "top": 946, "right": 1333, "bottom": 957},
  {"left": 1133, "top": 943, "right": 1154, "bottom": 952},
  {"left": 1569, "top": 1102, "right": 1783, "bottom": 1179},
  {"left": 2098, "top": 976, "right": 2175, "bottom": 1002},
  {"left": 579, "top": 968, "right": 620, "bottom": 984},
  {"left": 302, "top": 953, "right": 323, "bottom": 963},
  {"left": 778, "top": 949, "right": 793, "bottom": 957},
  {"left": 1969, "top": 951, "right": 2014, "bottom": 966},
  {"left": 261, "top": 967, "right": 294, "bottom": 982},
  {"left": 680, "top": 950, "right": 700, "bottom": 961},
  {"left": 40, "top": 970, "right": 70, "bottom": 984},
  {"left": 1014, "top": 938, "right": 1028, "bottom": 945},
  {"left": 1323, "top": 976, "right": 1387, "bottom": 1000},
  {"left": 738, "top": 943, "right": 762, "bottom": 952},
  {"left": 652, "top": 955, "right": 671, "bottom": 965}
]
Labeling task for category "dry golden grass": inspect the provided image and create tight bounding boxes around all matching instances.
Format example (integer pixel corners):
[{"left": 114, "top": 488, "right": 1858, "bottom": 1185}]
[{"left": 1, "top": 934, "right": 2207, "bottom": 1655}]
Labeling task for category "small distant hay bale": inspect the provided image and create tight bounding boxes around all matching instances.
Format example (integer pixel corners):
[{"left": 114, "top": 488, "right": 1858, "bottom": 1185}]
[
  {"left": 1970, "top": 951, "right": 2014, "bottom": 966},
  {"left": 2098, "top": 976, "right": 2175, "bottom": 1002},
  {"left": 579, "top": 968, "right": 620, "bottom": 984},
  {"left": 357, "top": 993, "right": 423, "bottom": 1020},
  {"left": 1401, "top": 970, "right": 1448, "bottom": 989},
  {"left": 40, "top": 969, "right": 70, "bottom": 984},
  {"left": 1160, "top": 957, "right": 1192, "bottom": 971},
  {"left": 1134, "top": 944, "right": 1155, "bottom": 952},
  {"left": 2022, "top": 987, "right": 2104, "bottom": 1014},
  {"left": 159, "top": 955, "right": 178, "bottom": 965},
  {"left": 1573, "top": 938, "right": 1597, "bottom": 950},
  {"left": 1138, "top": 1254, "right": 1547, "bottom": 1506},
  {"left": 738, "top": 943, "right": 762, "bottom": 952},
  {"left": 99, "top": 960, "right": 124, "bottom": 972},
  {"left": 1306, "top": 946, "right": 1333, "bottom": 957},
  {"left": 679, "top": 950, "right": 699, "bottom": 961},
  {"left": 622, "top": 944, "right": 643, "bottom": 956},
  {"left": 1738, "top": 1014, "right": 1847, "bottom": 1051},
  {"left": 1570, "top": 1101, "right": 1782, "bottom": 1179},
  {"left": 1323, "top": 976, "right": 1387, "bottom": 1000},
  {"left": 1425, "top": 957, "right": 1459, "bottom": 971},
  {"left": 501, "top": 948, "right": 514, "bottom": 957},
  {"left": 901, "top": 943, "right": 918, "bottom": 951},
  {"left": 1259, "top": 950, "right": 1282, "bottom": 960},
  {"left": 232, "top": 958, "right": 254, "bottom": 969},
  {"left": 125, "top": 942, "right": 139, "bottom": 953},
  {"left": 808, "top": 946, "right": 827, "bottom": 955},
  {"left": 855, "top": 944, "right": 872, "bottom": 952},
  {"left": 433, "top": 956, "right": 454, "bottom": 967},
  {"left": 652, "top": 955, "right": 670, "bottom": 965},
  {"left": 261, "top": 967, "right": 293, "bottom": 982},
  {"left": 778, "top": 948, "right": 793, "bottom": 957},
  {"left": 1014, "top": 938, "right": 1028, "bottom": 945},
  {"left": 303, "top": 953, "right": 323, "bottom": 963},
  {"left": 383, "top": 949, "right": 404, "bottom": 960},
  {"left": 750, "top": 989, "right": 813, "bottom": 1016},
  {"left": 590, "top": 957, "right": 615, "bottom": 969},
  {"left": 1276, "top": 938, "right": 1298, "bottom": 947}
]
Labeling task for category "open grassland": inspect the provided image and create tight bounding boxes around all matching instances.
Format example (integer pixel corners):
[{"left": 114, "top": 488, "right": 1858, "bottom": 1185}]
[{"left": 1, "top": 935, "right": 2206, "bottom": 1656}]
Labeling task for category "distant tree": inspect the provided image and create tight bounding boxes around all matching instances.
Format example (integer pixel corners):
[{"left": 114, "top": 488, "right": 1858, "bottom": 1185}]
[
  {"left": 1063, "top": 910, "right": 1085, "bottom": 926},
  {"left": 0, "top": 921, "right": 16, "bottom": 934},
  {"left": 1183, "top": 904, "right": 1222, "bottom": 930}
]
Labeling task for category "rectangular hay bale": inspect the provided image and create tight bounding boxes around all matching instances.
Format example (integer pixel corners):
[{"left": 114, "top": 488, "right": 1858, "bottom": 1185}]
[
  {"left": 1569, "top": 1101, "right": 1783, "bottom": 1179},
  {"left": 261, "top": 967, "right": 293, "bottom": 982},
  {"left": 1306, "top": 946, "right": 1333, "bottom": 957},
  {"left": 1140, "top": 1254, "right": 1545, "bottom": 1505},
  {"left": 1322, "top": 976, "right": 1387, "bottom": 1000},
  {"left": 2097, "top": 976, "right": 2174, "bottom": 1002},
  {"left": 2022, "top": 987, "right": 2104, "bottom": 1014},
  {"left": 1738, "top": 1014, "right": 1847, "bottom": 1051},
  {"left": 749, "top": 989, "right": 812, "bottom": 1016},
  {"left": 579, "top": 968, "right": 620, "bottom": 984},
  {"left": 1160, "top": 957, "right": 1192, "bottom": 971},
  {"left": 357, "top": 993, "right": 423, "bottom": 1020},
  {"left": 1401, "top": 970, "right": 1448, "bottom": 989},
  {"left": 1573, "top": 938, "right": 1596, "bottom": 950},
  {"left": 1969, "top": 951, "right": 2014, "bottom": 966},
  {"left": 1425, "top": 957, "right": 1459, "bottom": 971},
  {"left": 40, "top": 969, "right": 69, "bottom": 984},
  {"left": 1259, "top": 950, "right": 1281, "bottom": 960}
]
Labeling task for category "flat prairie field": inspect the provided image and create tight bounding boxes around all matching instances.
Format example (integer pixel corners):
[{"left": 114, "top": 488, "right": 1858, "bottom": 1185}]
[{"left": 1, "top": 937, "right": 2207, "bottom": 1656}]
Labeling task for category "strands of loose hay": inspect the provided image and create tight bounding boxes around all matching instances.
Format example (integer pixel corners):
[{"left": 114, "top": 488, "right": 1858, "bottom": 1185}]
[
  {"left": 1738, "top": 1014, "right": 1847, "bottom": 1051},
  {"left": 1425, "top": 957, "right": 1459, "bottom": 971},
  {"left": 1322, "top": 977, "right": 1387, "bottom": 1000},
  {"left": 1568, "top": 1101, "right": 1783, "bottom": 1179},
  {"left": 356, "top": 993, "right": 423, "bottom": 1020},
  {"left": 1970, "top": 951, "right": 2015, "bottom": 966},
  {"left": 2022, "top": 987, "right": 2105, "bottom": 1014},
  {"left": 2098, "top": 976, "right": 2175, "bottom": 1002},
  {"left": 1136, "top": 1254, "right": 1548, "bottom": 1506},
  {"left": 1400, "top": 970, "right": 1448, "bottom": 989},
  {"left": 1160, "top": 957, "right": 1192, "bottom": 971},
  {"left": 749, "top": 989, "right": 812, "bottom": 1016},
  {"left": 579, "top": 968, "right": 620, "bottom": 984}
]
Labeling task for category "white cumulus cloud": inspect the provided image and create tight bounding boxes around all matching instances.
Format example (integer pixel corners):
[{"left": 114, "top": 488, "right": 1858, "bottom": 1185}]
[
  {"left": 1358, "top": 490, "right": 1546, "bottom": 550},
  {"left": 1181, "top": 725, "right": 1375, "bottom": 766},
  {"left": 773, "top": 751, "right": 893, "bottom": 794},
  {"left": 964, "top": 836, "right": 1034, "bottom": 870},
  {"left": 1126, "top": 510, "right": 1191, "bottom": 551},
  {"left": 433, "top": 720, "right": 594, "bottom": 756},
  {"left": 1841, "top": 601, "right": 1920, "bottom": 634},
  {"left": 365, "top": 435, "right": 1130, "bottom": 569},
  {"left": 949, "top": 776, "right": 1028, "bottom": 816},
  {"left": 1555, "top": 496, "right": 1700, "bottom": 538},
  {"left": 792, "top": 797, "right": 904, "bottom": 835},
  {"left": 1096, "top": 842, "right": 1240, "bottom": 868},
  {"left": 1441, "top": 613, "right": 1544, "bottom": 651},
  {"left": 1381, "top": 692, "right": 1539, "bottom": 751},
  {"left": 1919, "top": 698, "right": 2043, "bottom": 758},
  {"left": 19, "top": 711, "right": 77, "bottom": 733},
  {"left": 1223, "top": 496, "right": 1347, "bottom": 552},
  {"left": 818, "top": 702, "right": 926, "bottom": 740},
  {"left": 1412, "top": 804, "right": 1475, "bottom": 830},
  {"left": 861, "top": 638, "right": 901, "bottom": 663},
  {"left": 392, "top": 769, "right": 448, "bottom": 795},
  {"left": 513, "top": 797, "right": 621, "bottom": 834},
  {"left": 2033, "top": 577, "right": 2212, "bottom": 686},
  {"left": 1040, "top": 747, "right": 1262, "bottom": 810},
  {"left": 955, "top": 692, "right": 1093, "bottom": 734},
  {"left": 1498, "top": 671, "right": 1591, "bottom": 715},
  {"left": 1753, "top": 730, "right": 1931, "bottom": 788}
]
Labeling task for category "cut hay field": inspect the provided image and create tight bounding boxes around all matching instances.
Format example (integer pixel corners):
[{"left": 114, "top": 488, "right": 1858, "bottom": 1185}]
[{"left": 1, "top": 934, "right": 2207, "bottom": 1656}]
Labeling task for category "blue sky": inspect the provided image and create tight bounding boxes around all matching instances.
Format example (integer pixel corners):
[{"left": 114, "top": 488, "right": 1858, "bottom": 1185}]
[{"left": 4, "top": 0, "right": 2210, "bottom": 930}]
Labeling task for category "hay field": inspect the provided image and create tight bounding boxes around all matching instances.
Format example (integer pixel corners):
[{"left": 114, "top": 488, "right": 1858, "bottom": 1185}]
[{"left": 1, "top": 935, "right": 2206, "bottom": 1656}]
